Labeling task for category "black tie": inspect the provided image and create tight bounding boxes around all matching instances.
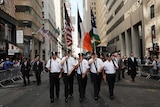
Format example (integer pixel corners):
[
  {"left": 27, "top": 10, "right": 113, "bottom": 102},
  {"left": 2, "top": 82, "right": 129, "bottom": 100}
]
[{"left": 66, "top": 60, "right": 68, "bottom": 73}]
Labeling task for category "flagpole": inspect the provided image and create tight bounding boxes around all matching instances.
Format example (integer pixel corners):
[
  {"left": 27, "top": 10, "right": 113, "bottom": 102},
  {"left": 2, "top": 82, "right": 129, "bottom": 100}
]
[{"left": 93, "top": 37, "right": 96, "bottom": 54}]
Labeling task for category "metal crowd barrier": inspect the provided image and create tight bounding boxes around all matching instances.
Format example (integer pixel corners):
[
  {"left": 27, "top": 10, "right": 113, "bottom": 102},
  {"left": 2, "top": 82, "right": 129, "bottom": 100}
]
[
  {"left": 0, "top": 68, "right": 22, "bottom": 87},
  {"left": 138, "top": 64, "right": 160, "bottom": 81}
]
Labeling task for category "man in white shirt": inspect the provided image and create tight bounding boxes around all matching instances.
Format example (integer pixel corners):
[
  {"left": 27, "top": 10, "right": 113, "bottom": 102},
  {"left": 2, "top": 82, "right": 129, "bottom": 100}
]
[
  {"left": 76, "top": 53, "right": 89, "bottom": 102},
  {"left": 103, "top": 53, "right": 118, "bottom": 100},
  {"left": 88, "top": 53, "right": 104, "bottom": 101},
  {"left": 46, "top": 51, "right": 62, "bottom": 103},
  {"left": 61, "top": 50, "right": 76, "bottom": 102}
]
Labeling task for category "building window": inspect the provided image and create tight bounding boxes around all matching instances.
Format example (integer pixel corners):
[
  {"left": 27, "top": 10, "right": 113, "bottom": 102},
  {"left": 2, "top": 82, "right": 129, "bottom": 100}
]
[
  {"left": 150, "top": 5, "right": 155, "bottom": 19},
  {"left": 115, "top": 1, "right": 124, "bottom": 15}
]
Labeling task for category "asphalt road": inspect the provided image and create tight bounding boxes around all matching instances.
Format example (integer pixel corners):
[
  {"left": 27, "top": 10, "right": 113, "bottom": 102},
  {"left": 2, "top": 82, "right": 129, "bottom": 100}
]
[{"left": 0, "top": 72, "right": 160, "bottom": 107}]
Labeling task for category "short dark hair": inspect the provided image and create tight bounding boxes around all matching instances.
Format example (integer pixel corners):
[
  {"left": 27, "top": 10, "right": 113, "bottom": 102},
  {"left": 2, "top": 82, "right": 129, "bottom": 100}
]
[
  {"left": 35, "top": 55, "right": 39, "bottom": 58},
  {"left": 106, "top": 53, "right": 112, "bottom": 57},
  {"left": 51, "top": 51, "right": 58, "bottom": 56},
  {"left": 78, "top": 53, "right": 84, "bottom": 56},
  {"left": 66, "top": 50, "right": 71, "bottom": 54},
  {"left": 91, "top": 52, "right": 96, "bottom": 55}
]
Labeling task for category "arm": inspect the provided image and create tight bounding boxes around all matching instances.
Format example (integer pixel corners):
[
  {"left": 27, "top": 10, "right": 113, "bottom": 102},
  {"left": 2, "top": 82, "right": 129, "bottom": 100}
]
[
  {"left": 82, "top": 68, "right": 89, "bottom": 79},
  {"left": 60, "top": 56, "right": 68, "bottom": 65},
  {"left": 59, "top": 68, "right": 63, "bottom": 78},
  {"left": 102, "top": 67, "right": 106, "bottom": 82},
  {"left": 88, "top": 58, "right": 95, "bottom": 65},
  {"left": 67, "top": 66, "right": 76, "bottom": 76}
]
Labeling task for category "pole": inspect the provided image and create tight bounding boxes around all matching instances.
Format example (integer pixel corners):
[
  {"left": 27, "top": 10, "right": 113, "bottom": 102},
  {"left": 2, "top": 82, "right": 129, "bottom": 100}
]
[{"left": 93, "top": 37, "right": 96, "bottom": 54}]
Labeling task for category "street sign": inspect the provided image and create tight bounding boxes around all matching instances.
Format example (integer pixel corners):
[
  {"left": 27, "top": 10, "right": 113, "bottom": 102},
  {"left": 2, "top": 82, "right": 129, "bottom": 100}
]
[{"left": 16, "top": 30, "right": 24, "bottom": 44}]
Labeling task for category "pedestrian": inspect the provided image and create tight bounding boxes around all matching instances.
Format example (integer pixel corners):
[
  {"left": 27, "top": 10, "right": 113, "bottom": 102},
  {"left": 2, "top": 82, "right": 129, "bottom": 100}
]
[
  {"left": 128, "top": 52, "right": 138, "bottom": 82},
  {"left": 61, "top": 50, "right": 76, "bottom": 102},
  {"left": 103, "top": 53, "right": 118, "bottom": 100},
  {"left": 33, "top": 55, "right": 43, "bottom": 85},
  {"left": 113, "top": 52, "right": 122, "bottom": 82},
  {"left": 45, "top": 51, "right": 62, "bottom": 103},
  {"left": 88, "top": 53, "right": 104, "bottom": 101},
  {"left": 20, "top": 57, "right": 31, "bottom": 86},
  {"left": 76, "top": 53, "right": 89, "bottom": 102},
  {"left": 121, "top": 56, "right": 127, "bottom": 78}
]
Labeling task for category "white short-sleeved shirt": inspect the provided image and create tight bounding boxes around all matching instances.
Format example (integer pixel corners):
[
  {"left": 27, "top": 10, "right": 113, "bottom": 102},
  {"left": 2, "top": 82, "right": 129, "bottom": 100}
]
[
  {"left": 89, "top": 58, "right": 104, "bottom": 73},
  {"left": 77, "top": 59, "right": 89, "bottom": 74},
  {"left": 103, "top": 60, "right": 118, "bottom": 74},
  {"left": 61, "top": 56, "right": 76, "bottom": 73},
  {"left": 46, "top": 58, "right": 62, "bottom": 73}
]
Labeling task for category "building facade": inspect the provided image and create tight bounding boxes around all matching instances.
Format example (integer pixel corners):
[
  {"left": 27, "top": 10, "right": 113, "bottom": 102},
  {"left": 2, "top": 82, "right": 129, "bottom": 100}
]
[
  {"left": 42, "top": 0, "right": 60, "bottom": 60},
  {"left": 96, "top": 0, "right": 107, "bottom": 46},
  {"left": 105, "top": 0, "right": 160, "bottom": 58},
  {"left": 0, "top": 0, "right": 18, "bottom": 60},
  {"left": 83, "top": 0, "right": 96, "bottom": 32},
  {"left": 15, "top": 0, "right": 44, "bottom": 61},
  {"left": 143, "top": 0, "right": 160, "bottom": 58}
]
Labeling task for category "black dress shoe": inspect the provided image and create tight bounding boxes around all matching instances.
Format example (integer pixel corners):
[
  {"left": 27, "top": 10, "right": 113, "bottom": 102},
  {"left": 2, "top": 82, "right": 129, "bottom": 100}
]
[
  {"left": 79, "top": 98, "right": 83, "bottom": 102},
  {"left": 110, "top": 96, "right": 114, "bottom": 100},
  {"left": 94, "top": 97, "right": 98, "bottom": 101},
  {"left": 65, "top": 98, "right": 68, "bottom": 102},
  {"left": 69, "top": 94, "right": 73, "bottom": 98},
  {"left": 50, "top": 99, "right": 54, "bottom": 103}
]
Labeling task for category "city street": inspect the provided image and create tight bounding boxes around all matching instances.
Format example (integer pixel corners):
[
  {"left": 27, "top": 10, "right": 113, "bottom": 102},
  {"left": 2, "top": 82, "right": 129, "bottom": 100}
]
[{"left": 0, "top": 72, "right": 160, "bottom": 107}]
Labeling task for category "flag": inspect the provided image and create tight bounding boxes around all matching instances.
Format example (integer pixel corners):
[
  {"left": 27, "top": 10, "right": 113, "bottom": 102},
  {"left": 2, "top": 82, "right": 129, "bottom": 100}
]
[
  {"left": 64, "top": 3, "right": 72, "bottom": 47},
  {"left": 83, "top": 32, "right": 92, "bottom": 52},
  {"left": 36, "top": 26, "right": 45, "bottom": 36},
  {"left": 77, "top": 9, "right": 82, "bottom": 48},
  {"left": 90, "top": 9, "right": 101, "bottom": 46},
  {"left": 44, "top": 31, "right": 51, "bottom": 42},
  {"left": 78, "top": 8, "right": 92, "bottom": 52},
  {"left": 55, "top": 27, "right": 60, "bottom": 35}
]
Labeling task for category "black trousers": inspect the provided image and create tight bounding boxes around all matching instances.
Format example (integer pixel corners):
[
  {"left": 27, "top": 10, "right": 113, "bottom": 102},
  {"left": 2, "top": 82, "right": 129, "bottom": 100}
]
[
  {"left": 106, "top": 74, "right": 116, "bottom": 97},
  {"left": 22, "top": 70, "right": 30, "bottom": 85},
  {"left": 35, "top": 71, "right": 41, "bottom": 85},
  {"left": 77, "top": 74, "right": 87, "bottom": 99},
  {"left": 121, "top": 69, "right": 125, "bottom": 78},
  {"left": 91, "top": 72, "right": 102, "bottom": 97},
  {"left": 130, "top": 69, "right": 137, "bottom": 81},
  {"left": 63, "top": 72, "right": 74, "bottom": 98},
  {"left": 49, "top": 73, "right": 60, "bottom": 99}
]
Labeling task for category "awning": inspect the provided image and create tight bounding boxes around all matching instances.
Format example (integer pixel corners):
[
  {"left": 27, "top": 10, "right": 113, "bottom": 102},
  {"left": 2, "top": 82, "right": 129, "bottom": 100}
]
[{"left": 8, "top": 43, "right": 22, "bottom": 55}]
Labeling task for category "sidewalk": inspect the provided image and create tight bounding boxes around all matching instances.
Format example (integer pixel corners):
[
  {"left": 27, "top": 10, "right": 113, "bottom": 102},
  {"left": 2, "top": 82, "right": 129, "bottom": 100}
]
[{"left": 115, "top": 74, "right": 160, "bottom": 90}]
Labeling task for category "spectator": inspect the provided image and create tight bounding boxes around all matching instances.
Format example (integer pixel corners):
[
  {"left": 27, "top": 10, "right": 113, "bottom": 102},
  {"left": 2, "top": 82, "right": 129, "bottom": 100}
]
[
  {"left": 14, "top": 59, "right": 20, "bottom": 68},
  {"left": 150, "top": 56, "right": 158, "bottom": 75},
  {"left": 3, "top": 58, "right": 13, "bottom": 71},
  {"left": 137, "top": 57, "right": 141, "bottom": 65}
]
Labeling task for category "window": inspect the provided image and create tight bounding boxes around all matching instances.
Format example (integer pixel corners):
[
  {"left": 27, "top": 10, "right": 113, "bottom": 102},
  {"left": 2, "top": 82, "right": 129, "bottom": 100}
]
[{"left": 150, "top": 5, "right": 155, "bottom": 18}]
